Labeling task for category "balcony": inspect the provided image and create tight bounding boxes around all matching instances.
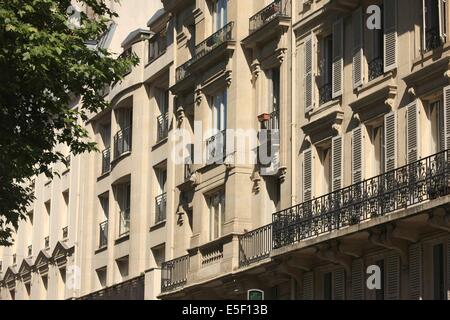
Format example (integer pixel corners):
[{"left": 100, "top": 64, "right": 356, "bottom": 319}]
[
  {"left": 62, "top": 226, "right": 68, "bottom": 240},
  {"left": 238, "top": 224, "right": 272, "bottom": 268},
  {"left": 118, "top": 209, "right": 130, "bottom": 238},
  {"left": 368, "top": 57, "right": 384, "bottom": 81},
  {"left": 250, "top": 0, "right": 290, "bottom": 33},
  {"left": 205, "top": 130, "right": 227, "bottom": 165},
  {"left": 101, "top": 147, "right": 111, "bottom": 175},
  {"left": 113, "top": 127, "right": 132, "bottom": 160},
  {"left": 99, "top": 220, "right": 108, "bottom": 249},
  {"left": 156, "top": 113, "right": 169, "bottom": 143},
  {"left": 155, "top": 193, "right": 167, "bottom": 224},
  {"left": 161, "top": 254, "right": 189, "bottom": 293},
  {"left": 425, "top": 27, "right": 443, "bottom": 52}
]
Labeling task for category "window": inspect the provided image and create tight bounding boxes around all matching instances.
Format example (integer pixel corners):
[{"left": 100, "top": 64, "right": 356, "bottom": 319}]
[
  {"left": 323, "top": 272, "right": 332, "bottom": 300},
  {"left": 116, "top": 256, "right": 129, "bottom": 281},
  {"left": 99, "top": 194, "right": 109, "bottom": 248},
  {"left": 148, "top": 29, "right": 167, "bottom": 63},
  {"left": 319, "top": 34, "right": 333, "bottom": 105},
  {"left": 25, "top": 282, "right": 31, "bottom": 297},
  {"left": 96, "top": 267, "right": 107, "bottom": 289},
  {"left": 155, "top": 168, "right": 167, "bottom": 224},
  {"left": 100, "top": 194, "right": 109, "bottom": 220},
  {"left": 114, "top": 108, "right": 132, "bottom": 159},
  {"left": 371, "top": 124, "right": 385, "bottom": 176},
  {"left": 428, "top": 100, "right": 445, "bottom": 154},
  {"left": 368, "top": 4, "right": 384, "bottom": 81},
  {"left": 267, "top": 68, "right": 280, "bottom": 130},
  {"left": 209, "top": 190, "right": 225, "bottom": 240},
  {"left": 116, "top": 183, "right": 131, "bottom": 237},
  {"left": 101, "top": 123, "right": 111, "bottom": 148},
  {"left": 210, "top": 89, "right": 227, "bottom": 132},
  {"left": 157, "top": 90, "right": 169, "bottom": 142},
  {"left": 432, "top": 243, "right": 445, "bottom": 300},
  {"left": 212, "top": 0, "right": 227, "bottom": 32},
  {"left": 423, "top": 0, "right": 447, "bottom": 51},
  {"left": 206, "top": 90, "right": 227, "bottom": 163},
  {"left": 152, "top": 245, "right": 166, "bottom": 268},
  {"left": 317, "top": 146, "right": 332, "bottom": 195}
]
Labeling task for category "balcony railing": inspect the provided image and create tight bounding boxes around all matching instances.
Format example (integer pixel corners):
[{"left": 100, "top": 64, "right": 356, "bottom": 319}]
[
  {"left": 99, "top": 220, "right": 108, "bottom": 248},
  {"left": 62, "top": 226, "right": 68, "bottom": 239},
  {"left": 157, "top": 113, "right": 169, "bottom": 142},
  {"left": 102, "top": 147, "right": 111, "bottom": 174},
  {"left": 175, "top": 59, "right": 193, "bottom": 83},
  {"left": 319, "top": 82, "right": 332, "bottom": 105},
  {"left": 425, "top": 27, "right": 443, "bottom": 52},
  {"left": 113, "top": 126, "right": 132, "bottom": 160},
  {"left": 206, "top": 130, "right": 227, "bottom": 164},
  {"left": 155, "top": 193, "right": 167, "bottom": 224},
  {"left": 273, "top": 149, "right": 450, "bottom": 249},
  {"left": 249, "top": 0, "right": 291, "bottom": 33},
  {"left": 148, "top": 29, "right": 167, "bottom": 64},
  {"left": 119, "top": 209, "right": 130, "bottom": 238},
  {"left": 194, "top": 22, "right": 234, "bottom": 61},
  {"left": 238, "top": 224, "right": 272, "bottom": 268},
  {"left": 368, "top": 56, "right": 384, "bottom": 81},
  {"left": 161, "top": 254, "right": 190, "bottom": 293}
]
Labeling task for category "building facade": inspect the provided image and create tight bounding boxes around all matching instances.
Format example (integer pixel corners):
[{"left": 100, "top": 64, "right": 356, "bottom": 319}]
[{"left": 1, "top": 0, "right": 450, "bottom": 300}]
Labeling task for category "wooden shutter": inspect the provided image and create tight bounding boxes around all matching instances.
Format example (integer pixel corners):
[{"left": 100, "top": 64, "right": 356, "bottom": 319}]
[
  {"left": 332, "top": 18, "right": 344, "bottom": 98},
  {"left": 333, "top": 268, "right": 345, "bottom": 300},
  {"left": 302, "top": 272, "right": 314, "bottom": 300},
  {"left": 383, "top": 0, "right": 398, "bottom": 72},
  {"left": 386, "top": 253, "right": 400, "bottom": 300},
  {"left": 332, "top": 135, "right": 343, "bottom": 191},
  {"left": 304, "top": 33, "right": 315, "bottom": 113},
  {"left": 408, "top": 243, "right": 423, "bottom": 300},
  {"left": 444, "top": 86, "right": 450, "bottom": 149},
  {"left": 352, "top": 8, "right": 364, "bottom": 89},
  {"left": 303, "top": 148, "right": 313, "bottom": 201},
  {"left": 351, "top": 259, "right": 364, "bottom": 300},
  {"left": 406, "top": 101, "right": 420, "bottom": 163},
  {"left": 352, "top": 127, "right": 364, "bottom": 183},
  {"left": 384, "top": 112, "right": 397, "bottom": 171}
]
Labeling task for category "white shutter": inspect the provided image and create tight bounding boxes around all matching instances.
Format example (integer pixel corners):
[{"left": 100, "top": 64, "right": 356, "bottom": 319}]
[
  {"left": 385, "top": 112, "right": 397, "bottom": 172},
  {"left": 386, "top": 253, "right": 400, "bottom": 300},
  {"left": 444, "top": 86, "right": 450, "bottom": 149},
  {"left": 333, "top": 268, "right": 345, "bottom": 300},
  {"left": 304, "top": 33, "right": 315, "bottom": 113},
  {"left": 406, "top": 101, "right": 420, "bottom": 164},
  {"left": 352, "top": 127, "right": 364, "bottom": 183},
  {"left": 303, "top": 149, "right": 313, "bottom": 201},
  {"left": 332, "top": 136, "right": 343, "bottom": 191},
  {"left": 383, "top": 0, "right": 398, "bottom": 72},
  {"left": 352, "top": 8, "right": 364, "bottom": 89},
  {"left": 302, "top": 272, "right": 314, "bottom": 300},
  {"left": 408, "top": 243, "right": 423, "bottom": 300},
  {"left": 351, "top": 259, "right": 364, "bottom": 300},
  {"left": 439, "top": 0, "right": 447, "bottom": 42},
  {"left": 332, "top": 18, "right": 344, "bottom": 98}
]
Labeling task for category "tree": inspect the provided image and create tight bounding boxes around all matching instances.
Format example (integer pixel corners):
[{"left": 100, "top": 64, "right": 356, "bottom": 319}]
[{"left": 0, "top": 0, "right": 138, "bottom": 245}]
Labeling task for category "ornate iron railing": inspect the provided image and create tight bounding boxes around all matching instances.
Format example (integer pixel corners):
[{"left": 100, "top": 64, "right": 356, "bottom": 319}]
[
  {"left": 99, "top": 220, "right": 108, "bottom": 248},
  {"left": 368, "top": 57, "right": 384, "bottom": 81},
  {"left": 238, "top": 224, "right": 272, "bottom": 267},
  {"left": 176, "top": 59, "right": 193, "bottom": 83},
  {"left": 62, "top": 226, "right": 68, "bottom": 239},
  {"left": 157, "top": 113, "right": 169, "bottom": 142},
  {"left": 206, "top": 130, "right": 227, "bottom": 164},
  {"left": 195, "top": 22, "right": 234, "bottom": 61},
  {"left": 249, "top": 0, "right": 291, "bottom": 33},
  {"left": 161, "top": 254, "right": 190, "bottom": 293},
  {"left": 113, "top": 126, "right": 132, "bottom": 159},
  {"left": 118, "top": 209, "right": 130, "bottom": 238},
  {"left": 102, "top": 147, "right": 111, "bottom": 174},
  {"left": 425, "top": 27, "right": 443, "bottom": 52},
  {"left": 319, "top": 83, "right": 332, "bottom": 105},
  {"left": 273, "top": 149, "right": 450, "bottom": 249},
  {"left": 155, "top": 193, "right": 167, "bottom": 224}
]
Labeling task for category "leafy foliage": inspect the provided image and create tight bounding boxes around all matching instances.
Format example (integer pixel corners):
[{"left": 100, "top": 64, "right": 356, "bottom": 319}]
[{"left": 0, "top": 0, "right": 138, "bottom": 245}]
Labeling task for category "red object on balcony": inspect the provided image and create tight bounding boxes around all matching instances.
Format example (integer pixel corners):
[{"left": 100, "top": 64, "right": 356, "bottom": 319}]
[{"left": 258, "top": 113, "right": 270, "bottom": 122}]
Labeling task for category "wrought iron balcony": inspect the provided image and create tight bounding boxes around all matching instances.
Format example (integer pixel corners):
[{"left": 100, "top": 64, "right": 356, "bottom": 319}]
[
  {"left": 425, "top": 27, "right": 443, "bottom": 52},
  {"left": 368, "top": 56, "right": 384, "bottom": 81},
  {"left": 155, "top": 193, "right": 167, "bottom": 224},
  {"left": 118, "top": 209, "right": 130, "bottom": 238},
  {"left": 194, "top": 22, "right": 234, "bottom": 61},
  {"left": 148, "top": 29, "right": 167, "bottom": 64},
  {"left": 161, "top": 254, "right": 189, "bottom": 293},
  {"left": 157, "top": 113, "right": 169, "bottom": 142},
  {"left": 113, "top": 126, "right": 132, "bottom": 160},
  {"left": 273, "top": 149, "right": 450, "bottom": 249},
  {"left": 239, "top": 224, "right": 272, "bottom": 267},
  {"left": 249, "top": 0, "right": 291, "bottom": 33},
  {"left": 206, "top": 130, "right": 227, "bottom": 165},
  {"left": 319, "top": 83, "right": 332, "bottom": 105},
  {"left": 62, "top": 226, "right": 68, "bottom": 239},
  {"left": 99, "top": 220, "right": 108, "bottom": 248},
  {"left": 101, "top": 147, "right": 111, "bottom": 174},
  {"left": 175, "top": 59, "right": 193, "bottom": 83}
]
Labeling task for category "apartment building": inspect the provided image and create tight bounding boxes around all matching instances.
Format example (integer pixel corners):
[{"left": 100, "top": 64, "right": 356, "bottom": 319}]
[{"left": 1, "top": 0, "right": 450, "bottom": 300}]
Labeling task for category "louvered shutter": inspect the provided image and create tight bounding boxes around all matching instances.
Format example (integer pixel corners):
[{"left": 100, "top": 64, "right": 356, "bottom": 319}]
[
  {"left": 444, "top": 86, "right": 450, "bottom": 149},
  {"left": 406, "top": 101, "right": 420, "bottom": 164},
  {"left": 333, "top": 268, "right": 345, "bottom": 300},
  {"left": 332, "top": 135, "right": 343, "bottom": 191},
  {"left": 303, "top": 149, "right": 313, "bottom": 201},
  {"left": 386, "top": 253, "right": 400, "bottom": 300},
  {"left": 332, "top": 19, "right": 344, "bottom": 98},
  {"left": 352, "top": 8, "right": 364, "bottom": 89},
  {"left": 384, "top": 112, "right": 397, "bottom": 172},
  {"left": 383, "top": 0, "right": 398, "bottom": 72},
  {"left": 351, "top": 259, "right": 364, "bottom": 300},
  {"left": 439, "top": 0, "right": 447, "bottom": 43},
  {"left": 305, "top": 33, "right": 315, "bottom": 113},
  {"left": 408, "top": 243, "right": 423, "bottom": 300},
  {"left": 352, "top": 127, "right": 364, "bottom": 183},
  {"left": 302, "top": 272, "right": 314, "bottom": 300}
]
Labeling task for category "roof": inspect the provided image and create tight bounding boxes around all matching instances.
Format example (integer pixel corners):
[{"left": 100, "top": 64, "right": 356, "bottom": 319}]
[
  {"left": 121, "top": 28, "right": 152, "bottom": 49},
  {"left": 146, "top": 8, "right": 166, "bottom": 27}
]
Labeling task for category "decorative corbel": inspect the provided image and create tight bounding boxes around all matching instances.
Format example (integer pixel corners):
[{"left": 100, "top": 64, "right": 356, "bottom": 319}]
[
  {"left": 225, "top": 70, "right": 233, "bottom": 87},
  {"left": 195, "top": 88, "right": 203, "bottom": 106},
  {"left": 353, "top": 113, "right": 361, "bottom": 123},
  {"left": 251, "top": 171, "right": 262, "bottom": 193},
  {"left": 189, "top": 172, "right": 200, "bottom": 187},
  {"left": 251, "top": 62, "right": 261, "bottom": 82},
  {"left": 407, "top": 86, "right": 416, "bottom": 98},
  {"left": 276, "top": 48, "right": 288, "bottom": 64},
  {"left": 384, "top": 97, "right": 395, "bottom": 109},
  {"left": 176, "top": 106, "right": 185, "bottom": 126},
  {"left": 278, "top": 166, "right": 288, "bottom": 183},
  {"left": 304, "top": 135, "right": 312, "bottom": 145},
  {"left": 331, "top": 123, "right": 341, "bottom": 136},
  {"left": 444, "top": 70, "right": 450, "bottom": 80}
]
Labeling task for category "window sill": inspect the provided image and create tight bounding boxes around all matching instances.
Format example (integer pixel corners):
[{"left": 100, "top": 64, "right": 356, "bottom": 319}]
[
  {"left": 97, "top": 171, "right": 111, "bottom": 182},
  {"left": 110, "top": 151, "right": 132, "bottom": 168},
  {"left": 152, "top": 137, "right": 168, "bottom": 150},
  {"left": 95, "top": 246, "right": 108, "bottom": 255},
  {"left": 114, "top": 234, "right": 130, "bottom": 245},
  {"left": 150, "top": 220, "right": 166, "bottom": 232}
]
